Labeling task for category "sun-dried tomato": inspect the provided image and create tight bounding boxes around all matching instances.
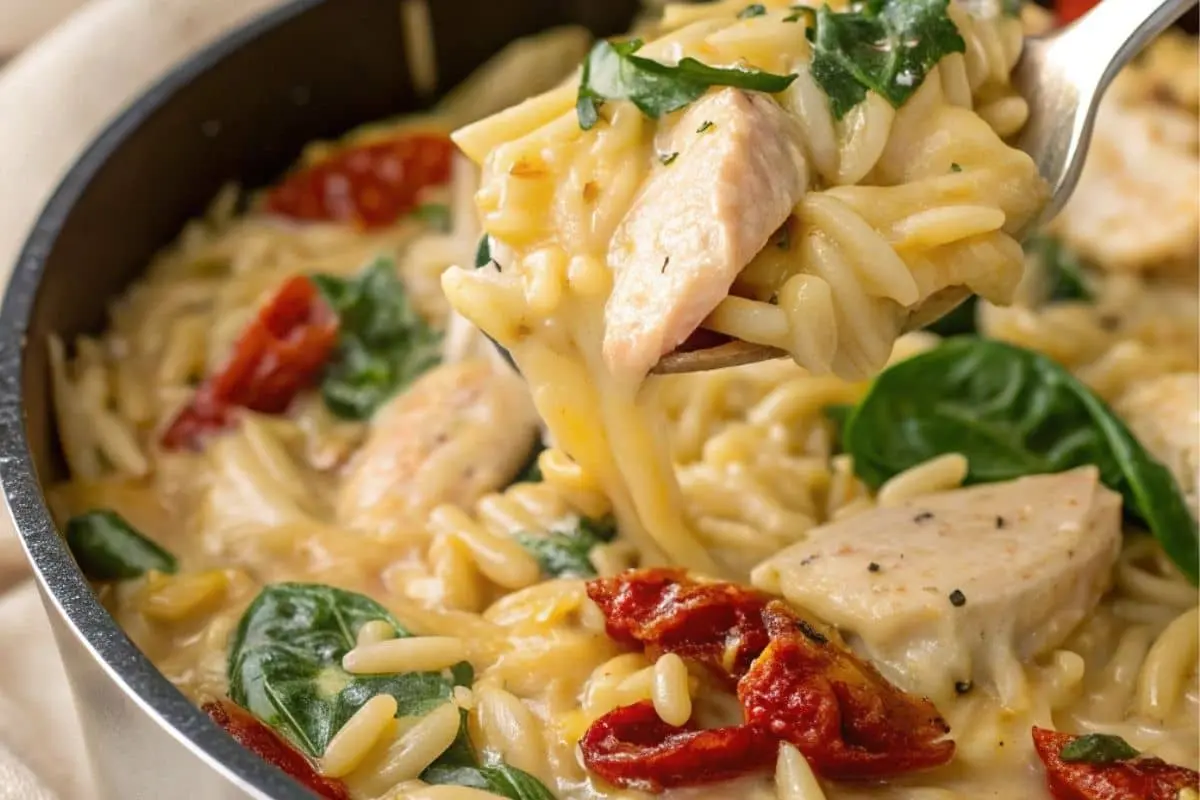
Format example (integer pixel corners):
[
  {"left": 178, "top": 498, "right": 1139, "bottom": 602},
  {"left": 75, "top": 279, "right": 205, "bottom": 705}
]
[
  {"left": 266, "top": 132, "right": 454, "bottom": 229},
  {"left": 1032, "top": 727, "right": 1199, "bottom": 800},
  {"left": 582, "top": 570, "right": 955, "bottom": 791},
  {"left": 162, "top": 276, "right": 338, "bottom": 450},
  {"left": 1056, "top": 0, "right": 1101, "bottom": 25},
  {"left": 586, "top": 568, "right": 771, "bottom": 682},
  {"left": 203, "top": 700, "right": 349, "bottom": 800},
  {"left": 738, "top": 602, "right": 954, "bottom": 780},
  {"left": 579, "top": 700, "right": 778, "bottom": 793}
]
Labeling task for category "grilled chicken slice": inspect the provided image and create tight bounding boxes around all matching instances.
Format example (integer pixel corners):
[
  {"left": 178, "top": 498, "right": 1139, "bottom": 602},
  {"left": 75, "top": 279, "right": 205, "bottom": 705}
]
[
  {"left": 337, "top": 360, "right": 539, "bottom": 534},
  {"left": 603, "top": 88, "right": 809, "bottom": 380},
  {"left": 752, "top": 468, "right": 1122, "bottom": 706}
]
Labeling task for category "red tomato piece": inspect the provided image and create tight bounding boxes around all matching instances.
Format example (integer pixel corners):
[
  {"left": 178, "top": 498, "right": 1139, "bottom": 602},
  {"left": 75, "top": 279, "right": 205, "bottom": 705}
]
[
  {"left": 737, "top": 602, "right": 954, "bottom": 780},
  {"left": 265, "top": 133, "right": 454, "bottom": 228},
  {"left": 1032, "top": 727, "right": 1199, "bottom": 800},
  {"left": 203, "top": 700, "right": 349, "bottom": 800},
  {"left": 579, "top": 700, "right": 779, "bottom": 793},
  {"left": 1057, "top": 0, "right": 1101, "bottom": 25},
  {"left": 161, "top": 275, "right": 338, "bottom": 450},
  {"left": 583, "top": 571, "right": 955, "bottom": 790},
  {"left": 585, "top": 568, "right": 772, "bottom": 682}
]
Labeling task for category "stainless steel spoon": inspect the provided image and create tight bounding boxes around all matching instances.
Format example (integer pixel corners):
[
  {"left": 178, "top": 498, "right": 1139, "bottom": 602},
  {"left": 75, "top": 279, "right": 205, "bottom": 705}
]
[{"left": 650, "top": 0, "right": 1198, "bottom": 376}]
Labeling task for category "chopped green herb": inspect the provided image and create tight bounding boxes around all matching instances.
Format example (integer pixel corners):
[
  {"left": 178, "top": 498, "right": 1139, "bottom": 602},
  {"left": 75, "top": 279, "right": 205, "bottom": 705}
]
[
  {"left": 1002, "top": 0, "right": 1023, "bottom": 17},
  {"left": 1059, "top": 733, "right": 1140, "bottom": 764},
  {"left": 475, "top": 235, "right": 492, "bottom": 269},
  {"left": 697, "top": 120, "right": 715, "bottom": 133},
  {"left": 413, "top": 203, "right": 451, "bottom": 232},
  {"left": 576, "top": 38, "right": 797, "bottom": 130},
  {"left": 738, "top": 3, "right": 768, "bottom": 18},
  {"left": 65, "top": 510, "right": 177, "bottom": 581},
  {"left": 950, "top": 162, "right": 963, "bottom": 173},
  {"left": 228, "top": 583, "right": 471, "bottom": 758},
  {"left": 806, "top": 0, "right": 966, "bottom": 119},
  {"left": 842, "top": 338, "right": 1199, "bottom": 583},
  {"left": 313, "top": 256, "right": 441, "bottom": 420},
  {"left": 660, "top": 151, "right": 680, "bottom": 166},
  {"left": 515, "top": 515, "right": 618, "bottom": 578}
]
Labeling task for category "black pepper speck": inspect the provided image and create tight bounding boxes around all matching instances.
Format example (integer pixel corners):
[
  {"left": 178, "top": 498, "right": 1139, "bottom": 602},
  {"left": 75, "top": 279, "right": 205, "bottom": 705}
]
[
  {"left": 949, "top": 589, "right": 967, "bottom": 607},
  {"left": 995, "top": 515, "right": 1007, "bottom": 529},
  {"left": 913, "top": 511, "right": 934, "bottom": 523},
  {"left": 868, "top": 562, "right": 881, "bottom": 573},
  {"left": 954, "top": 680, "right": 973, "bottom": 695}
]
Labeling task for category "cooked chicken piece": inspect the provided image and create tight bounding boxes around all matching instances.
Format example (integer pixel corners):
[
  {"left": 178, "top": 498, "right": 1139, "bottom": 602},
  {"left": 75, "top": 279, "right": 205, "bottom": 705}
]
[
  {"left": 751, "top": 468, "right": 1122, "bottom": 706},
  {"left": 1116, "top": 372, "right": 1200, "bottom": 518},
  {"left": 603, "top": 88, "right": 809, "bottom": 379},
  {"left": 1050, "top": 98, "right": 1199, "bottom": 276},
  {"left": 337, "top": 360, "right": 539, "bottom": 534}
]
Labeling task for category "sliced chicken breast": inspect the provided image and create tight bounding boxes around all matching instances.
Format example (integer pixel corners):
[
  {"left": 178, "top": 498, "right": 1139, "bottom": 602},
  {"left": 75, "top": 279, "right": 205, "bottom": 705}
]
[
  {"left": 603, "top": 88, "right": 809, "bottom": 379},
  {"left": 751, "top": 468, "right": 1122, "bottom": 707},
  {"left": 337, "top": 360, "right": 539, "bottom": 534}
]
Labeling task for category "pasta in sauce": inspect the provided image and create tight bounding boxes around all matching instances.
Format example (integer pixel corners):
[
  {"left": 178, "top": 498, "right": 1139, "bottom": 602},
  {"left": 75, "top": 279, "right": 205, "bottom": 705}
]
[{"left": 47, "top": 3, "right": 1197, "bottom": 800}]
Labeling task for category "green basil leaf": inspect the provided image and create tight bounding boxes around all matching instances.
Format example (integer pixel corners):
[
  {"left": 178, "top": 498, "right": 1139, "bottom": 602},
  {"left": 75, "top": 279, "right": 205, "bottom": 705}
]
[
  {"left": 738, "top": 3, "right": 768, "bottom": 17},
  {"left": 413, "top": 203, "right": 452, "bottom": 232},
  {"left": 843, "top": 338, "right": 1199, "bottom": 583},
  {"left": 515, "top": 515, "right": 618, "bottom": 578},
  {"left": 1059, "top": 733, "right": 1140, "bottom": 764},
  {"left": 314, "top": 256, "right": 441, "bottom": 420},
  {"left": 65, "top": 510, "right": 177, "bottom": 581},
  {"left": 228, "top": 583, "right": 470, "bottom": 758},
  {"left": 576, "top": 38, "right": 797, "bottom": 130},
  {"left": 808, "top": 0, "right": 966, "bottom": 119}
]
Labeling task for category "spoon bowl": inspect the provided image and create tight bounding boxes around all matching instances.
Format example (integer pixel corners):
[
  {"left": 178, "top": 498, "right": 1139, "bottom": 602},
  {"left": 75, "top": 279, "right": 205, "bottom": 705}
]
[{"left": 651, "top": 0, "right": 1197, "bottom": 375}]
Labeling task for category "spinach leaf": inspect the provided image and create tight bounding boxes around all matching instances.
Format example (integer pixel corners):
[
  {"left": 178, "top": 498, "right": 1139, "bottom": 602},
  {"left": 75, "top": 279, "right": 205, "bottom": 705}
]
[
  {"left": 313, "top": 257, "right": 441, "bottom": 420},
  {"left": 515, "top": 515, "right": 618, "bottom": 578},
  {"left": 228, "top": 583, "right": 470, "bottom": 758},
  {"left": 65, "top": 510, "right": 177, "bottom": 581},
  {"left": 422, "top": 715, "right": 556, "bottom": 799},
  {"left": 576, "top": 38, "right": 797, "bottom": 130},
  {"left": 806, "top": 0, "right": 966, "bottom": 119},
  {"left": 1059, "top": 733, "right": 1140, "bottom": 764},
  {"left": 413, "top": 203, "right": 452, "bottom": 232},
  {"left": 843, "top": 338, "right": 1199, "bottom": 583}
]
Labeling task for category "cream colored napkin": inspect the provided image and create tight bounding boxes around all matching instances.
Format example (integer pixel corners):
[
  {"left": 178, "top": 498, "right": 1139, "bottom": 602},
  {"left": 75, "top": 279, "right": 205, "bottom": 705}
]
[{"left": 0, "top": 0, "right": 284, "bottom": 797}]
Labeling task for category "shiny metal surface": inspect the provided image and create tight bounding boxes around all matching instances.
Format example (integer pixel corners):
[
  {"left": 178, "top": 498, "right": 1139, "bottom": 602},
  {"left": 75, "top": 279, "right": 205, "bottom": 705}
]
[
  {"left": 0, "top": 1, "right": 636, "bottom": 798},
  {"left": 1014, "top": 0, "right": 1198, "bottom": 226}
]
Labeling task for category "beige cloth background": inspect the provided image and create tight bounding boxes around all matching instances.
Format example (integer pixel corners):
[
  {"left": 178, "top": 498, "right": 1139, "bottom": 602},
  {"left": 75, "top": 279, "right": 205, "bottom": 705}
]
[{"left": 0, "top": 1, "right": 285, "bottom": 797}]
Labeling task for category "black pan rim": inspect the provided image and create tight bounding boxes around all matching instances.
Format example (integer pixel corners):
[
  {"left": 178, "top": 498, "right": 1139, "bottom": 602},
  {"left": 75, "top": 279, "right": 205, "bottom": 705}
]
[{"left": 0, "top": 1, "right": 327, "bottom": 797}]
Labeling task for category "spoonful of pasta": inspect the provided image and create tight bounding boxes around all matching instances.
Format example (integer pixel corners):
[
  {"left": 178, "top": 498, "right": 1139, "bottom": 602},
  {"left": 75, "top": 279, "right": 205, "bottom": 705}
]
[
  {"left": 458, "top": 0, "right": 1194, "bottom": 382},
  {"left": 643, "top": 0, "right": 1196, "bottom": 376}
]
